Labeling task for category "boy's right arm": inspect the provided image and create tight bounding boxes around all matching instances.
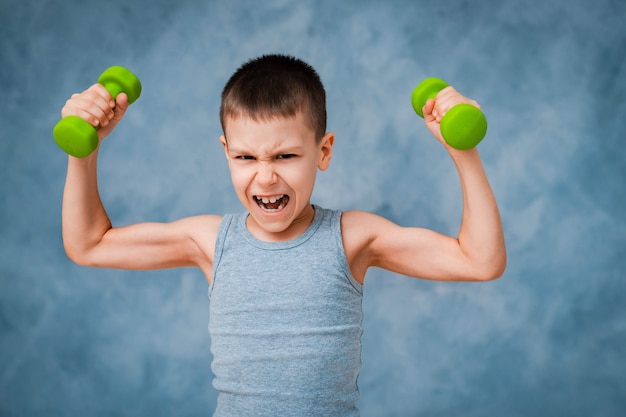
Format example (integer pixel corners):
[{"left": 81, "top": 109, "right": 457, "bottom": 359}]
[{"left": 61, "top": 84, "right": 220, "bottom": 279}]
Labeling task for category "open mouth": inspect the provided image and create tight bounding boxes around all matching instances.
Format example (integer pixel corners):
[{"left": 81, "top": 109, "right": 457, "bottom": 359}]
[{"left": 254, "top": 194, "right": 289, "bottom": 212}]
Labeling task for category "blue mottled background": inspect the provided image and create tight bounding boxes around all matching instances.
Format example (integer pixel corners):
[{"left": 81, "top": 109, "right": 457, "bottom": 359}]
[{"left": 1, "top": 0, "right": 625, "bottom": 415}]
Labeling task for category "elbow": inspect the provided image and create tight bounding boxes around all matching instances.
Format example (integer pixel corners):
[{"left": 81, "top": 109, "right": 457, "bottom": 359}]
[
  {"left": 478, "top": 265, "right": 506, "bottom": 282},
  {"left": 63, "top": 241, "right": 94, "bottom": 267},
  {"left": 474, "top": 254, "right": 507, "bottom": 282},
  {"left": 64, "top": 247, "right": 87, "bottom": 267}
]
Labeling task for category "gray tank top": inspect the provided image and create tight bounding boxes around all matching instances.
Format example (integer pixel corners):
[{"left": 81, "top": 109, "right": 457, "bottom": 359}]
[{"left": 209, "top": 206, "right": 363, "bottom": 416}]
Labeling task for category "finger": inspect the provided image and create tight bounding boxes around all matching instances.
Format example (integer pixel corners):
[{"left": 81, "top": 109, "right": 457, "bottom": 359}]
[
  {"left": 87, "top": 84, "right": 116, "bottom": 108},
  {"left": 61, "top": 84, "right": 116, "bottom": 127},
  {"left": 432, "top": 87, "right": 453, "bottom": 117},
  {"left": 80, "top": 84, "right": 117, "bottom": 126},
  {"left": 431, "top": 102, "right": 445, "bottom": 123},
  {"left": 62, "top": 97, "right": 113, "bottom": 128},
  {"left": 437, "top": 86, "right": 482, "bottom": 111},
  {"left": 435, "top": 86, "right": 457, "bottom": 102}
]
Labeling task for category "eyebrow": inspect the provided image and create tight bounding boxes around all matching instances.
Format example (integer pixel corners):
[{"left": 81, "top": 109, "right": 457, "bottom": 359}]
[{"left": 226, "top": 142, "right": 306, "bottom": 156}]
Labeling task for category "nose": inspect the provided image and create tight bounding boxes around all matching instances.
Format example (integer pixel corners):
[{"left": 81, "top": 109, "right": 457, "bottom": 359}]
[{"left": 256, "top": 161, "right": 278, "bottom": 186}]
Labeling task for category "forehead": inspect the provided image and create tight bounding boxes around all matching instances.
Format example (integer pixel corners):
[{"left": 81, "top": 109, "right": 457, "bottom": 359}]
[{"left": 223, "top": 113, "right": 316, "bottom": 151}]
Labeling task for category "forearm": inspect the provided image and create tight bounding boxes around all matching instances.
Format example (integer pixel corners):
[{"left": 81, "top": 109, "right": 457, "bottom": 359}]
[
  {"left": 451, "top": 148, "right": 506, "bottom": 280},
  {"left": 62, "top": 152, "right": 113, "bottom": 263}
]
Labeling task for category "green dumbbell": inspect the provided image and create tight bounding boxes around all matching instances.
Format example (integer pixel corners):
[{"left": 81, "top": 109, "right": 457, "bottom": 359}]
[
  {"left": 53, "top": 66, "right": 142, "bottom": 158},
  {"left": 411, "top": 78, "right": 487, "bottom": 150}
]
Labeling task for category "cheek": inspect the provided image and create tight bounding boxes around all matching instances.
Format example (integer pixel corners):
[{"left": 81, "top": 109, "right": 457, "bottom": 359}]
[
  {"left": 228, "top": 167, "right": 251, "bottom": 193},
  {"left": 284, "top": 163, "right": 317, "bottom": 191}
]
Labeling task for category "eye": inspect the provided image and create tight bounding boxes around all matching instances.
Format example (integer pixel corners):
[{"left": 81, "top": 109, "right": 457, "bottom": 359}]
[
  {"left": 277, "top": 154, "right": 297, "bottom": 160},
  {"left": 235, "top": 155, "right": 255, "bottom": 160}
]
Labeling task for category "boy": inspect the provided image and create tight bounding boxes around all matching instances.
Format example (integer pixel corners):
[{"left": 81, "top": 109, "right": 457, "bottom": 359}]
[{"left": 60, "top": 54, "right": 506, "bottom": 416}]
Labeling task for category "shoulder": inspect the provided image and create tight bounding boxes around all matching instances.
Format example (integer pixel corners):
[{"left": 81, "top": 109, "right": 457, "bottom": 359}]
[
  {"left": 182, "top": 214, "right": 223, "bottom": 238},
  {"left": 176, "top": 214, "right": 223, "bottom": 259},
  {"left": 340, "top": 210, "right": 405, "bottom": 249},
  {"left": 340, "top": 210, "right": 395, "bottom": 283},
  {"left": 341, "top": 209, "right": 394, "bottom": 234}
]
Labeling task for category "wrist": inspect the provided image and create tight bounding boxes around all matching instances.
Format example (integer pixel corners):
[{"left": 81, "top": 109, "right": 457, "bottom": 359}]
[
  {"left": 447, "top": 146, "right": 481, "bottom": 166},
  {"left": 68, "top": 148, "right": 99, "bottom": 168}
]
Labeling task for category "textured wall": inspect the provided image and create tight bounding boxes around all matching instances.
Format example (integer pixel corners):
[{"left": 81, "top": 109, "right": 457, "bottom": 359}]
[{"left": 1, "top": 0, "right": 625, "bottom": 415}]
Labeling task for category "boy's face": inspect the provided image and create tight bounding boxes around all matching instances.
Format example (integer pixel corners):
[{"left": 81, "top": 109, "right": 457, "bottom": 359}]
[{"left": 221, "top": 112, "right": 334, "bottom": 242}]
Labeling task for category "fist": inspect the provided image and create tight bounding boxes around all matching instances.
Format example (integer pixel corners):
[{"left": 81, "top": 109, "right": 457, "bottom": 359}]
[{"left": 61, "top": 84, "right": 129, "bottom": 140}]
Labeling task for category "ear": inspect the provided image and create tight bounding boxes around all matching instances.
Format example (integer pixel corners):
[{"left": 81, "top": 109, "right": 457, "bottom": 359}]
[
  {"left": 317, "top": 132, "right": 334, "bottom": 171},
  {"left": 220, "top": 135, "right": 230, "bottom": 160}
]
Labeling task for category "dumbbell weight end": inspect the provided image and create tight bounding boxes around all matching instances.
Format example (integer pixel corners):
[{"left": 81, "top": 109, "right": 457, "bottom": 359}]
[
  {"left": 97, "top": 66, "right": 142, "bottom": 104},
  {"left": 440, "top": 104, "right": 487, "bottom": 150},
  {"left": 411, "top": 77, "right": 449, "bottom": 118},
  {"left": 53, "top": 116, "right": 100, "bottom": 158}
]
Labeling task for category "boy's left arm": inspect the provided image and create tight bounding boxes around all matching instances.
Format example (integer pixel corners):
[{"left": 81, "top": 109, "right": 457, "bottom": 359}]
[{"left": 344, "top": 87, "right": 506, "bottom": 283}]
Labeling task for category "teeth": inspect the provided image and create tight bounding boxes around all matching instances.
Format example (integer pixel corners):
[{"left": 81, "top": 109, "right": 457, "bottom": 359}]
[
  {"left": 255, "top": 195, "right": 287, "bottom": 212},
  {"left": 259, "top": 195, "right": 283, "bottom": 204}
]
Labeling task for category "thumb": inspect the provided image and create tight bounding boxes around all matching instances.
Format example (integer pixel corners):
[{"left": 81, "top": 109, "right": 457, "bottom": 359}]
[
  {"left": 112, "top": 93, "right": 130, "bottom": 120},
  {"left": 422, "top": 98, "right": 436, "bottom": 123}
]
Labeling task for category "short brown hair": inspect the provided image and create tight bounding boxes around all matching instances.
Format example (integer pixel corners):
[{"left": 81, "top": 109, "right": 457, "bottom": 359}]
[{"left": 220, "top": 54, "right": 327, "bottom": 141}]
